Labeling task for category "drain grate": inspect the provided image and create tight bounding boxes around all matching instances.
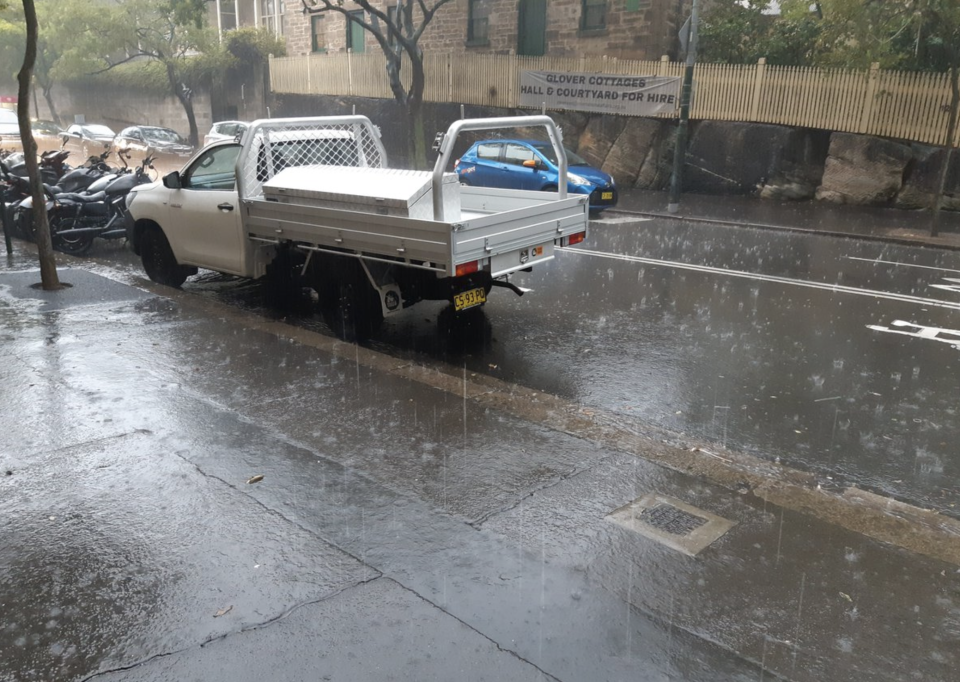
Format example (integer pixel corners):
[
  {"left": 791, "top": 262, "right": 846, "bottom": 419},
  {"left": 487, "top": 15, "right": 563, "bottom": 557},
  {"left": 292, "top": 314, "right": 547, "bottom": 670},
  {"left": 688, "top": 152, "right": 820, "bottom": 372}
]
[
  {"left": 606, "top": 493, "right": 735, "bottom": 556},
  {"left": 639, "top": 503, "right": 708, "bottom": 536}
]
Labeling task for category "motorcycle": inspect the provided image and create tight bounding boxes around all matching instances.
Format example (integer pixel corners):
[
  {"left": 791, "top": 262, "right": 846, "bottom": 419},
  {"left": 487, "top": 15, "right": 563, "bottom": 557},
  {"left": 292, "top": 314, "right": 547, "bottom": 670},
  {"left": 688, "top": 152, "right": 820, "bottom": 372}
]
[
  {"left": 9, "top": 149, "right": 123, "bottom": 243},
  {"left": 48, "top": 154, "right": 157, "bottom": 255}
]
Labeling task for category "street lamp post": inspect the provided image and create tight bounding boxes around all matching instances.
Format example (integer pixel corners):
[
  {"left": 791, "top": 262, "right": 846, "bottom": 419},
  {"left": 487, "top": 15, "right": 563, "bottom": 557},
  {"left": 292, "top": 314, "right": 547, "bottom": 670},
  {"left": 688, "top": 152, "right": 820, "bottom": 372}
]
[{"left": 667, "top": 0, "right": 699, "bottom": 214}]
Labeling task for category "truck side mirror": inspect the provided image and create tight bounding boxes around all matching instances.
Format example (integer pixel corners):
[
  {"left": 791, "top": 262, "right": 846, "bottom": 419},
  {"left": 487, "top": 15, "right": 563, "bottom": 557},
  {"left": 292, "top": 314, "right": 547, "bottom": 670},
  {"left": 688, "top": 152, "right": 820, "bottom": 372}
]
[{"left": 162, "top": 171, "right": 182, "bottom": 189}]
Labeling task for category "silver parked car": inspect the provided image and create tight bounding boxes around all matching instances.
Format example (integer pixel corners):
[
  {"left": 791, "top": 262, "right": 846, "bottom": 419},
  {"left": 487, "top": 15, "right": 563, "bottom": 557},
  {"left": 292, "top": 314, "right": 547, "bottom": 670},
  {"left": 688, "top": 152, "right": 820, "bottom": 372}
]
[{"left": 204, "top": 120, "right": 248, "bottom": 147}]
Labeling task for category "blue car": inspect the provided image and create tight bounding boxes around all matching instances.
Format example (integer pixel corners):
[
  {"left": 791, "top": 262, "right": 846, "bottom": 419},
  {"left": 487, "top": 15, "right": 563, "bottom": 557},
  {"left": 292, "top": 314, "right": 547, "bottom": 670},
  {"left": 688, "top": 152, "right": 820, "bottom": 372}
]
[{"left": 455, "top": 139, "right": 617, "bottom": 212}]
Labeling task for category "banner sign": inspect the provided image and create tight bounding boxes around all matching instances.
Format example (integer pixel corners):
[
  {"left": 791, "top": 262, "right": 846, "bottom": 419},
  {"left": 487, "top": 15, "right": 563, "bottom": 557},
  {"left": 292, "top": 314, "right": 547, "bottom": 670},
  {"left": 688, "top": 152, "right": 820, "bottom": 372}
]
[{"left": 519, "top": 70, "right": 680, "bottom": 116}]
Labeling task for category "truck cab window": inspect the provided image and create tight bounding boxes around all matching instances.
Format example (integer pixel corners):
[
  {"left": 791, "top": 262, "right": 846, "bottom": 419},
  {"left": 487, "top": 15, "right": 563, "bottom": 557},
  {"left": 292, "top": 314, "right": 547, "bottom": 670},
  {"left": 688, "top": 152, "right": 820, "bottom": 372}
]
[{"left": 184, "top": 144, "right": 241, "bottom": 191}]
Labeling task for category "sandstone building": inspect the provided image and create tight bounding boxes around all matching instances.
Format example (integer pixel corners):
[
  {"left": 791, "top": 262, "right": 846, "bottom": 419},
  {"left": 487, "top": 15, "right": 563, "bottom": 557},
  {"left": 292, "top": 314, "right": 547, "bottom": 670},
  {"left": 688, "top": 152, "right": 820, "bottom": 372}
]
[{"left": 212, "top": 1, "right": 685, "bottom": 62}]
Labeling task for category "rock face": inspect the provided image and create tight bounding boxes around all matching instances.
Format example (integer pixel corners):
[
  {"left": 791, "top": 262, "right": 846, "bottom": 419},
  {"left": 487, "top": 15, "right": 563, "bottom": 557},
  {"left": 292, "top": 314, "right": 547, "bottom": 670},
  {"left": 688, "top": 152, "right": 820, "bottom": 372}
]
[
  {"left": 601, "top": 117, "right": 673, "bottom": 190},
  {"left": 574, "top": 115, "right": 628, "bottom": 169},
  {"left": 273, "top": 93, "right": 958, "bottom": 211},
  {"left": 816, "top": 133, "right": 913, "bottom": 204},
  {"left": 896, "top": 145, "right": 960, "bottom": 212},
  {"left": 685, "top": 121, "right": 829, "bottom": 197}
]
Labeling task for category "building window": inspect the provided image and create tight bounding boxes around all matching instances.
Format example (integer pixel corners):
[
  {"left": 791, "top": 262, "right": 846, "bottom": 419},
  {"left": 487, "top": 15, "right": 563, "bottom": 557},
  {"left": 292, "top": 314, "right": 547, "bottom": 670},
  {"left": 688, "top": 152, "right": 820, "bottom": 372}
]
[
  {"left": 580, "top": 0, "right": 607, "bottom": 32},
  {"left": 467, "top": 0, "right": 489, "bottom": 45},
  {"left": 218, "top": 0, "right": 237, "bottom": 34},
  {"left": 260, "top": 0, "right": 285, "bottom": 36},
  {"left": 346, "top": 10, "right": 365, "bottom": 53},
  {"left": 311, "top": 15, "right": 325, "bottom": 52}
]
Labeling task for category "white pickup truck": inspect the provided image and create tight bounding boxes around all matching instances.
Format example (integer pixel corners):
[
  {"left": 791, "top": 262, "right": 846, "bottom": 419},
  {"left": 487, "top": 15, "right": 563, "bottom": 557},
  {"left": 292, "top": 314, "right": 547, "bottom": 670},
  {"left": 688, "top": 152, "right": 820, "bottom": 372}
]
[{"left": 125, "top": 115, "right": 589, "bottom": 338}]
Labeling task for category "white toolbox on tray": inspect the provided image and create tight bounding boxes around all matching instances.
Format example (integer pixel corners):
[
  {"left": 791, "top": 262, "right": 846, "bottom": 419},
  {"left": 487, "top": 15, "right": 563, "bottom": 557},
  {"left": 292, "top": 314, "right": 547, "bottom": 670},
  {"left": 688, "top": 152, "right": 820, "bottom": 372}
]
[{"left": 262, "top": 166, "right": 462, "bottom": 221}]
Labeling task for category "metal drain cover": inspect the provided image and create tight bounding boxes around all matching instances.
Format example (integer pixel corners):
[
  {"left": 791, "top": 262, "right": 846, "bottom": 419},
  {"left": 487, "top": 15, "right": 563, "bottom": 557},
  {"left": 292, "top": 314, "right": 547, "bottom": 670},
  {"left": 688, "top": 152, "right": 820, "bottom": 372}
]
[{"left": 606, "top": 494, "right": 735, "bottom": 556}]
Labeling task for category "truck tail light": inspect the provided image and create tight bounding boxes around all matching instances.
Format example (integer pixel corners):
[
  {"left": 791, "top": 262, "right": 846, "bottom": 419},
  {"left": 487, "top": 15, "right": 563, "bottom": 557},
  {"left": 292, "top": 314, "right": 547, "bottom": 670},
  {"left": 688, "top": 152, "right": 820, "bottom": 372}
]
[
  {"left": 455, "top": 260, "right": 479, "bottom": 277},
  {"left": 564, "top": 231, "right": 586, "bottom": 247}
]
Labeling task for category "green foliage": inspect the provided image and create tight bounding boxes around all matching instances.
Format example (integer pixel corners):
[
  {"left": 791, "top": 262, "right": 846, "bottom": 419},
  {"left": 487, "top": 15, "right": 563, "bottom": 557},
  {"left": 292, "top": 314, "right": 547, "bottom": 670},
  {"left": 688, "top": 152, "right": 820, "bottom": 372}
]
[
  {"left": 699, "top": 0, "right": 820, "bottom": 66},
  {"left": 225, "top": 26, "right": 286, "bottom": 65},
  {"left": 699, "top": 0, "right": 959, "bottom": 72}
]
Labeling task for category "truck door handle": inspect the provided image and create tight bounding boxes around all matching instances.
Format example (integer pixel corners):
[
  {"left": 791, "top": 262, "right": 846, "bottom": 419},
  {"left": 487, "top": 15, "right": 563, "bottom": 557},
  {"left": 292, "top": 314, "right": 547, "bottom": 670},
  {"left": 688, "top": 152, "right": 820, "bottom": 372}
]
[{"left": 217, "top": 203, "right": 234, "bottom": 212}]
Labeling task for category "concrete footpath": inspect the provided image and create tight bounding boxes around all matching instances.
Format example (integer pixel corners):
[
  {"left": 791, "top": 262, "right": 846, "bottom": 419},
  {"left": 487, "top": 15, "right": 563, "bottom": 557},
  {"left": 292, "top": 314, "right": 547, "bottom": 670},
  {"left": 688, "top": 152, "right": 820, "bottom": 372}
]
[
  {"left": 2, "top": 222, "right": 960, "bottom": 682},
  {"left": 614, "top": 188, "right": 960, "bottom": 251}
]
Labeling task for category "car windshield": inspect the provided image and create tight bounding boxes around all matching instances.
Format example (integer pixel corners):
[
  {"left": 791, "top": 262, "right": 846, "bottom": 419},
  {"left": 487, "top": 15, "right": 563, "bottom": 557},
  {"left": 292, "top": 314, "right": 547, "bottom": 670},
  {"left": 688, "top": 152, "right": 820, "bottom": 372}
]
[
  {"left": 530, "top": 142, "right": 589, "bottom": 167},
  {"left": 83, "top": 124, "right": 114, "bottom": 137},
  {"left": 32, "top": 121, "right": 60, "bottom": 134},
  {"left": 142, "top": 127, "right": 187, "bottom": 144}
]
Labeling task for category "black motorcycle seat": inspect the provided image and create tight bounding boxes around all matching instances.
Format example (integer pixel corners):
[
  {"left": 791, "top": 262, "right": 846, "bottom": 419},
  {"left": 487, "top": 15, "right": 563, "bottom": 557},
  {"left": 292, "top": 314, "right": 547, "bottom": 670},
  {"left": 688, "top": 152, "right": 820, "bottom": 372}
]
[
  {"left": 56, "top": 191, "right": 106, "bottom": 203},
  {"left": 43, "top": 183, "right": 62, "bottom": 196}
]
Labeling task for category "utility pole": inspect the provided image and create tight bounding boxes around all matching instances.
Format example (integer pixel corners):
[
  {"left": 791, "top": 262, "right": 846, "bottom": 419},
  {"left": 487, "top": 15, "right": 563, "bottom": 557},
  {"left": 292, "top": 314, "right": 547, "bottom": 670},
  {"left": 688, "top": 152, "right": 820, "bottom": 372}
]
[{"left": 667, "top": 0, "right": 699, "bottom": 214}]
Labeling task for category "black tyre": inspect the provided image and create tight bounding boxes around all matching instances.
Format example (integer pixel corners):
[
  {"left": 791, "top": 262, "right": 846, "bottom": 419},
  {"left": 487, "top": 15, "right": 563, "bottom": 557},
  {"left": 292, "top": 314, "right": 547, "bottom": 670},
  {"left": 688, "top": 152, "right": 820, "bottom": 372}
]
[
  {"left": 141, "top": 228, "right": 188, "bottom": 287},
  {"left": 317, "top": 263, "right": 383, "bottom": 341},
  {"left": 51, "top": 217, "right": 95, "bottom": 256},
  {"left": 264, "top": 247, "right": 308, "bottom": 311}
]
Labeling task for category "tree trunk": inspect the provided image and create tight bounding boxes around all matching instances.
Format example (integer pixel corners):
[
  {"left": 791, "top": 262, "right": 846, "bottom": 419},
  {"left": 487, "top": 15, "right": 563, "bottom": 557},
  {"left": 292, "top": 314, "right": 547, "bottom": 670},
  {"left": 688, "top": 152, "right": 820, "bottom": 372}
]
[
  {"left": 166, "top": 62, "right": 199, "bottom": 147},
  {"left": 408, "top": 54, "right": 426, "bottom": 168},
  {"left": 17, "top": 0, "right": 60, "bottom": 290},
  {"left": 41, "top": 83, "right": 60, "bottom": 126},
  {"left": 932, "top": 62, "right": 959, "bottom": 238}
]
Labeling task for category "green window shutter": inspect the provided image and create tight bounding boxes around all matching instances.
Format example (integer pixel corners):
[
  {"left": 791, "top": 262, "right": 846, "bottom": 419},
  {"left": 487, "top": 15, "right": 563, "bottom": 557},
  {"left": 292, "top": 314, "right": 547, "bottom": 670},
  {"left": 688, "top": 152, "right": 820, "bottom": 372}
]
[{"left": 626, "top": 0, "right": 640, "bottom": 10}]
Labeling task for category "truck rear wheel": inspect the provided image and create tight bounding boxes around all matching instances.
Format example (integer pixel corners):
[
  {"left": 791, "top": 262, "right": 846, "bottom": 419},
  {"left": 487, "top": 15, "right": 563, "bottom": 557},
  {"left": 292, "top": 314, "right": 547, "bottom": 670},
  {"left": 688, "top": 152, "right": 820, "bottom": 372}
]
[
  {"left": 142, "top": 228, "right": 189, "bottom": 288},
  {"left": 316, "top": 261, "right": 384, "bottom": 341}
]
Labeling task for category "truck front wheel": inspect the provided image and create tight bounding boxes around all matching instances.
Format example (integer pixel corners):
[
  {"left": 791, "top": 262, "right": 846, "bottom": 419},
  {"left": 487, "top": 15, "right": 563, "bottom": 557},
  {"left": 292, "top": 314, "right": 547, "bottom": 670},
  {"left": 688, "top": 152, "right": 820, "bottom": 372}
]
[{"left": 142, "top": 228, "right": 189, "bottom": 288}]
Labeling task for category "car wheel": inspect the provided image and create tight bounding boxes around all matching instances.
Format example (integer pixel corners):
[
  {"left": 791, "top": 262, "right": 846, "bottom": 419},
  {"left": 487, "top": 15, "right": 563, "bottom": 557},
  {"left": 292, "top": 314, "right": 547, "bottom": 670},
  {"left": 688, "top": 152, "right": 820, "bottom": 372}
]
[
  {"left": 542, "top": 184, "right": 558, "bottom": 192},
  {"left": 51, "top": 217, "right": 95, "bottom": 256},
  {"left": 141, "top": 227, "right": 188, "bottom": 287}
]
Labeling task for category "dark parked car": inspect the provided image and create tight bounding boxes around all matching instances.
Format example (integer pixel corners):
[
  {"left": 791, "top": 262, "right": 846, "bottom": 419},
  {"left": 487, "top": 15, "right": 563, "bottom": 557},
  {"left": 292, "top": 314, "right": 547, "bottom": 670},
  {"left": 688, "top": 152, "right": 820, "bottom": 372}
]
[
  {"left": 61, "top": 123, "right": 116, "bottom": 162},
  {"left": 455, "top": 138, "right": 617, "bottom": 212},
  {"left": 113, "top": 125, "right": 194, "bottom": 172}
]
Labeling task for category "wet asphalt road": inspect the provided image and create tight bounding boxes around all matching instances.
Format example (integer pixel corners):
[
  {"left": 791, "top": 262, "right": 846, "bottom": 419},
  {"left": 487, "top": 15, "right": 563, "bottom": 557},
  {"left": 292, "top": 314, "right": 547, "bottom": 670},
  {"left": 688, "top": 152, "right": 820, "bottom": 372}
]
[
  {"left": 4, "top": 221, "right": 960, "bottom": 682},
  {"left": 116, "top": 212, "right": 960, "bottom": 515}
]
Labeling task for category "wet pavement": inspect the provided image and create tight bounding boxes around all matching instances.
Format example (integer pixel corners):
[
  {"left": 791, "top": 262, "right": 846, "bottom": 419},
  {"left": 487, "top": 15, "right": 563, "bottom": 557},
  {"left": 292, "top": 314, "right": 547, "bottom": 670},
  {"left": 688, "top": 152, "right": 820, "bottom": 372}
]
[{"left": 3, "top": 239, "right": 960, "bottom": 681}]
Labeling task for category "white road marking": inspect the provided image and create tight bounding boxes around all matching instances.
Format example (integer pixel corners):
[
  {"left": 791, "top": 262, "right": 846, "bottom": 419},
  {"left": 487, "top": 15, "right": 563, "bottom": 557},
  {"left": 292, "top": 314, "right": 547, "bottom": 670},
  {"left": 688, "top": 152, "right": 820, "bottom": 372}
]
[
  {"left": 866, "top": 321, "right": 960, "bottom": 348},
  {"left": 590, "top": 216, "right": 652, "bottom": 225},
  {"left": 845, "top": 256, "right": 960, "bottom": 275},
  {"left": 563, "top": 247, "right": 960, "bottom": 311}
]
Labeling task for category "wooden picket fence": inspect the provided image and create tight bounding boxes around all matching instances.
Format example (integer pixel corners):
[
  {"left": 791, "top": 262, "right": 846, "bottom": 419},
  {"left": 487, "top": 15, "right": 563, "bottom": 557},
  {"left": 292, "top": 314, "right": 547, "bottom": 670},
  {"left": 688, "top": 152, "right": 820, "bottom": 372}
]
[{"left": 269, "top": 53, "right": 958, "bottom": 147}]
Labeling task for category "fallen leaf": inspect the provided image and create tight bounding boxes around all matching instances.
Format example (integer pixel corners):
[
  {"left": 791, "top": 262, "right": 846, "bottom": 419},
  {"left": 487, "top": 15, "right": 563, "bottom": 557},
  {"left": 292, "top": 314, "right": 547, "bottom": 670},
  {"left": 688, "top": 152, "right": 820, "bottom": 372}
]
[
  {"left": 247, "top": 474, "right": 264, "bottom": 485},
  {"left": 839, "top": 592, "right": 853, "bottom": 602},
  {"left": 214, "top": 605, "right": 233, "bottom": 618}
]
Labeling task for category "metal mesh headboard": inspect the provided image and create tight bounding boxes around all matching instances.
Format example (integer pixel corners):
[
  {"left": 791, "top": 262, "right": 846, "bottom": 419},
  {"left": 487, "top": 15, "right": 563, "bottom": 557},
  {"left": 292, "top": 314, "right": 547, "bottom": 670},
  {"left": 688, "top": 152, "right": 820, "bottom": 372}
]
[{"left": 236, "top": 116, "right": 387, "bottom": 200}]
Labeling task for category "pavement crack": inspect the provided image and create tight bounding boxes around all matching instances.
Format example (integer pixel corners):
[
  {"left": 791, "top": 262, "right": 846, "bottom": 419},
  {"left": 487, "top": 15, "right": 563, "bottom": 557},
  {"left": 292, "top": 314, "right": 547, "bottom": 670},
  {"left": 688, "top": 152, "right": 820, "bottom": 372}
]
[
  {"left": 469, "top": 460, "right": 600, "bottom": 528},
  {"left": 164, "top": 445, "right": 383, "bottom": 582},
  {"left": 388, "top": 579, "right": 562, "bottom": 682},
  {"left": 79, "top": 577, "right": 385, "bottom": 682}
]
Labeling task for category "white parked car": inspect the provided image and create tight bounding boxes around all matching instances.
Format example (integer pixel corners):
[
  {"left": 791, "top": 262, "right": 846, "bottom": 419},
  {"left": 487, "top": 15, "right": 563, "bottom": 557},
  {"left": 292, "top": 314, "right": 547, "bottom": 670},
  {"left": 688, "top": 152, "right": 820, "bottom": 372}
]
[{"left": 203, "top": 120, "right": 247, "bottom": 147}]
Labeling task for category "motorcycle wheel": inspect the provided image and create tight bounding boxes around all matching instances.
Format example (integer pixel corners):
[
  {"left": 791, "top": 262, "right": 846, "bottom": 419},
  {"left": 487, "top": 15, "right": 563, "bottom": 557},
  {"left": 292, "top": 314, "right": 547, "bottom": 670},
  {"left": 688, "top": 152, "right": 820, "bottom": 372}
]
[{"left": 51, "top": 217, "right": 95, "bottom": 256}]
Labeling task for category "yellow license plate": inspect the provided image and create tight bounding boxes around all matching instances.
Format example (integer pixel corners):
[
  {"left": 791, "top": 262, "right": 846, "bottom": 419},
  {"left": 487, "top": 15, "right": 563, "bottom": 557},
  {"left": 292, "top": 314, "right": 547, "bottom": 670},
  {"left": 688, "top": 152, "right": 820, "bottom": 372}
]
[
  {"left": 454, "top": 287, "right": 486, "bottom": 311},
  {"left": 601, "top": 191, "right": 613, "bottom": 200}
]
